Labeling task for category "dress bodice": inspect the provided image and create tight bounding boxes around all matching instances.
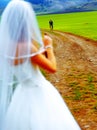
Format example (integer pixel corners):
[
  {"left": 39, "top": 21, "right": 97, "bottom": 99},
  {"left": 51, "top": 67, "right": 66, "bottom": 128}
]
[{"left": 13, "top": 60, "right": 45, "bottom": 84}]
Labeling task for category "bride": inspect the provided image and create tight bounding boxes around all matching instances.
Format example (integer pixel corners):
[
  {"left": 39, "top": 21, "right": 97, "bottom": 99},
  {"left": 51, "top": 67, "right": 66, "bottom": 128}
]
[{"left": 0, "top": 0, "right": 81, "bottom": 130}]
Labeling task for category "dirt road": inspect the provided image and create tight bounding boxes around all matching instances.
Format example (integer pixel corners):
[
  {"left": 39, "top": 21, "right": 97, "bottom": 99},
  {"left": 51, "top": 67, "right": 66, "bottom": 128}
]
[{"left": 42, "top": 30, "right": 97, "bottom": 130}]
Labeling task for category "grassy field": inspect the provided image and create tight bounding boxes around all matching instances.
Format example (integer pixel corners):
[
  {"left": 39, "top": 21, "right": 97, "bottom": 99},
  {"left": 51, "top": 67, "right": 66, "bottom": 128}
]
[{"left": 37, "top": 11, "right": 97, "bottom": 41}]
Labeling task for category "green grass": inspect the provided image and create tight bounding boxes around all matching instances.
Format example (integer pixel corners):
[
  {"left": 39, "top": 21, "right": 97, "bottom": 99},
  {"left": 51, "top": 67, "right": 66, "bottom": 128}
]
[{"left": 37, "top": 11, "right": 97, "bottom": 40}]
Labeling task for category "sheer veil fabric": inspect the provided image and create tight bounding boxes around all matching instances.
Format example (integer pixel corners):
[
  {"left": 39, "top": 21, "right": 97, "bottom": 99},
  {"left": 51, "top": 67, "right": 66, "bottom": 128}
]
[{"left": 0, "top": 0, "right": 45, "bottom": 129}]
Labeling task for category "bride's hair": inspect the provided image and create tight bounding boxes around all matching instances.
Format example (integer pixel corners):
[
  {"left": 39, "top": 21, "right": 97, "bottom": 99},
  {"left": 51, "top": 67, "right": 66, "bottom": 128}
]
[{"left": 5, "top": 0, "right": 34, "bottom": 43}]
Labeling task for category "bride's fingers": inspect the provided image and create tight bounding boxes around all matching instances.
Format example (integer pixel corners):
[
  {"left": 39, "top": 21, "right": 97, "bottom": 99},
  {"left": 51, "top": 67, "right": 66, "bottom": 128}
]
[{"left": 43, "top": 35, "right": 53, "bottom": 46}]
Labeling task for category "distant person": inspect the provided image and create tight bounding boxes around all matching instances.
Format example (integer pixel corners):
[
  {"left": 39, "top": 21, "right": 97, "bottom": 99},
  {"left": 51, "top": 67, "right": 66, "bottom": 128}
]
[{"left": 49, "top": 19, "right": 53, "bottom": 30}]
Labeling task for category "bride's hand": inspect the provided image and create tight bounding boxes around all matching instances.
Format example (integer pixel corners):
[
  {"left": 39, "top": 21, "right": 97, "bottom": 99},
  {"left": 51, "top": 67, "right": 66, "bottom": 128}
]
[{"left": 43, "top": 33, "right": 53, "bottom": 48}]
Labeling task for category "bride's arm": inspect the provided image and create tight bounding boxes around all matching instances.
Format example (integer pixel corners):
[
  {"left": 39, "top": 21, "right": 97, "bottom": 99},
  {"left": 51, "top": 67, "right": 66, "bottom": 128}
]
[{"left": 30, "top": 36, "right": 56, "bottom": 73}]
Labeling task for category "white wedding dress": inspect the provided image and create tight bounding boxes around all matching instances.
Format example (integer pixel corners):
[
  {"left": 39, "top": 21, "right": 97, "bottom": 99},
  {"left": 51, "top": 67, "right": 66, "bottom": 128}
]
[{"left": 2, "top": 60, "right": 81, "bottom": 130}]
